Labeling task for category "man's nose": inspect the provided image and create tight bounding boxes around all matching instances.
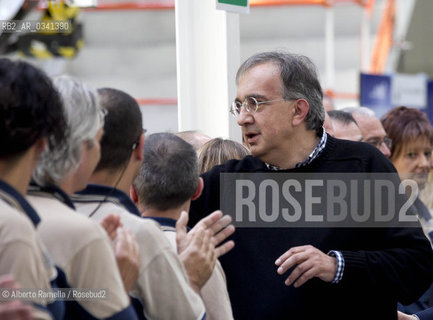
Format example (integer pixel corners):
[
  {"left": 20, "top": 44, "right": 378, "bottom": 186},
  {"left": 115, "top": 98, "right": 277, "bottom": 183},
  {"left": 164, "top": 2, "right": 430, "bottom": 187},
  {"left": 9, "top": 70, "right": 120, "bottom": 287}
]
[{"left": 379, "top": 142, "right": 391, "bottom": 158}]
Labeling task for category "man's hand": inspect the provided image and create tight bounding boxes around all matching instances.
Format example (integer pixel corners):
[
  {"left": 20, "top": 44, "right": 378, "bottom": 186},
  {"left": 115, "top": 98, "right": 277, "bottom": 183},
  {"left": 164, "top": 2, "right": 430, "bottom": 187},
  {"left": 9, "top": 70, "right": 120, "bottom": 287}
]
[
  {"left": 0, "top": 275, "right": 31, "bottom": 320},
  {"left": 113, "top": 228, "right": 140, "bottom": 293},
  {"left": 100, "top": 214, "right": 122, "bottom": 241},
  {"left": 177, "top": 210, "right": 235, "bottom": 258},
  {"left": 178, "top": 225, "right": 216, "bottom": 292},
  {"left": 0, "top": 301, "right": 32, "bottom": 320},
  {"left": 176, "top": 210, "right": 234, "bottom": 292},
  {"left": 398, "top": 311, "right": 418, "bottom": 320},
  {"left": 275, "top": 245, "right": 337, "bottom": 287}
]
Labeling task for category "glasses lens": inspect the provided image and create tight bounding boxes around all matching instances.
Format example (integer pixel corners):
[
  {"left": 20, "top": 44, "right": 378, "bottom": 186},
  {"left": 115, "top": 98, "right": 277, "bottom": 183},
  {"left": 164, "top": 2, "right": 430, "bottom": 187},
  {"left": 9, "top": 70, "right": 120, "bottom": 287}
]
[
  {"left": 230, "top": 101, "right": 241, "bottom": 116},
  {"left": 366, "top": 139, "right": 380, "bottom": 147},
  {"left": 245, "top": 97, "right": 258, "bottom": 113},
  {"left": 384, "top": 137, "right": 392, "bottom": 149}
]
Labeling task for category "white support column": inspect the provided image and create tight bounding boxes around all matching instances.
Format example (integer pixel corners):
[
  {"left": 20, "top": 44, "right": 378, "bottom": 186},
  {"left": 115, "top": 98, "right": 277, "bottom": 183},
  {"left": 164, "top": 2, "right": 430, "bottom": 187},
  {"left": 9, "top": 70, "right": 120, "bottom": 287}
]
[
  {"left": 325, "top": 6, "right": 335, "bottom": 91},
  {"left": 175, "top": 0, "right": 242, "bottom": 142},
  {"left": 360, "top": 6, "right": 371, "bottom": 73}
]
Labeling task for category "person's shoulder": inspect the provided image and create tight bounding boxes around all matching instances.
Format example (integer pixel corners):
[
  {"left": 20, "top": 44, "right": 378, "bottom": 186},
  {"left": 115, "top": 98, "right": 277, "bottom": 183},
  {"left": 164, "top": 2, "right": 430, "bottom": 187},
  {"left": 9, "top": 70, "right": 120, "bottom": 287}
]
[
  {"left": 327, "top": 134, "right": 378, "bottom": 154},
  {"left": 95, "top": 204, "right": 173, "bottom": 251},
  {"left": 29, "top": 195, "right": 107, "bottom": 242},
  {"left": 203, "top": 155, "right": 265, "bottom": 176},
  {"left": 120, "top": 211, "right": 168, "bottom": 242},
  {"left": 0, "top": 201, "right": 37, "bottom": 243},
  {"left": 95, "top": 202, "right": 130, "bottom": 218},
  {"left": 135, "top": 219, "right": 173, "bottom": 252},
  {"left": 417, "top": 307, "right": 433, "bottom": 320},
  {"left": 27, "top": 195, "right": 76, "bottom": 217},
  {"left": 325, "top": 135, "right": 395, "bottom": 172}
]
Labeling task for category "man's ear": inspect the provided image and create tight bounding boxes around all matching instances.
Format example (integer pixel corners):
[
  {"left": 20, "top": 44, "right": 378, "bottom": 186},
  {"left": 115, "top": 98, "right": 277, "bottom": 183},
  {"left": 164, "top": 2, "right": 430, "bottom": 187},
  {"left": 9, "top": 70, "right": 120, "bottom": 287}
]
[
  {"left": 33, "top": 137, "right": 48, "bottom": 163},
  {"left": 35, "top": 137, "right": 48, "bottom": 154},
  {"left": 31, "top": 137, "right": 48, "bottom": 168},
  {"left": 191, "top": 177, "right": 204, "bottom": 201},
  {"left": 130, "top": 184, "right": 138, "bottom": 205},
  {"left": 291, "top": 99, "right": 310, "bottom": 127},
  {"left": 133, "top": 133, "right": 145, "bottom": 161}
]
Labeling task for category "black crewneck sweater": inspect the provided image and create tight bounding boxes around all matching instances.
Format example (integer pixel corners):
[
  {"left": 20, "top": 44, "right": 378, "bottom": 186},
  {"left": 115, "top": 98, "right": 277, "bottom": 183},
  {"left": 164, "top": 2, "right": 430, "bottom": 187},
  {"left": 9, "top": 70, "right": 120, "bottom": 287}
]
[{"left": 190, "top": 135, "right": 433, "bottom": 320}]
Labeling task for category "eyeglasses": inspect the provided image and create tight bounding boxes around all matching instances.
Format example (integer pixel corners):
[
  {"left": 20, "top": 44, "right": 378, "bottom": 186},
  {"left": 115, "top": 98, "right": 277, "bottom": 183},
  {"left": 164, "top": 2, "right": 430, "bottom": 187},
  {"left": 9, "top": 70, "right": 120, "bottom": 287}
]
[
  {"left": 365, "top": 137, "right": 392, "bottom": 149},
  {"left": 229, "top": 97, "right": 286, "bottom": 117}
]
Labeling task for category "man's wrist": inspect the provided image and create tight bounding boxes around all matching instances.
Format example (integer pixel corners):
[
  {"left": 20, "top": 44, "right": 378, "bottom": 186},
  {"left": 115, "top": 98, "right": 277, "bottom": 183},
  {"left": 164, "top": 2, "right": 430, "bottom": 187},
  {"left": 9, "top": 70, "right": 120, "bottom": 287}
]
[{"left": 327, "top": 250, "right": 344, "bottom": 284}]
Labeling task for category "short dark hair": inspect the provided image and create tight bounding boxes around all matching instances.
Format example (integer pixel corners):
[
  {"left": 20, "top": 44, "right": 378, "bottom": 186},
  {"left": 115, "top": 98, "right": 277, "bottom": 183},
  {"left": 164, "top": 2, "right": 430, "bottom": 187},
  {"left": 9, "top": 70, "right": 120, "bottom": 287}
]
[
  {"left": 0, "top": 59, "right": 66, "bottom": 159},
  {"left": 328, "top": 110, "right": 358, "bottom": 126},
  {"left": 95, "top": 88, "right": 143, "bottom": 171},
  {"left": 133, "top": 132, "right": 199, "bottom": 211},
  {"left": 381, "top": 106, "right": 433, "bottom": 161},
  {"left": 236, "top": 51, "right": 324, "bottom": 134}
]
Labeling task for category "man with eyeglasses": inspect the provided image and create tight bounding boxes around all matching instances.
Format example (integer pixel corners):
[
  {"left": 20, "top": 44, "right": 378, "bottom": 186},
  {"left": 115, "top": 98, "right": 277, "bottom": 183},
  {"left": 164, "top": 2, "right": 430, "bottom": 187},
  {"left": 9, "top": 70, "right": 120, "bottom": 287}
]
[
  {"left": 327, "top": 110, "right": 363, "bottom": 142},
  {"left": 342, "top": 106, "right": 392, "bottom": 158},
  {"left": 189, "top": 51, "right": 433, "bottom": 319}
]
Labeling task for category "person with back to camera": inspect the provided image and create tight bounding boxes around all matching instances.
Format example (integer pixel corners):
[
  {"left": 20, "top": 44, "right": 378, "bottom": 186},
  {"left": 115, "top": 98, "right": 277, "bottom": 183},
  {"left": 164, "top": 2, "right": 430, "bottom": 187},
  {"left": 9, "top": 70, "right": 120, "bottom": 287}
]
[
  {"left": 27, "top": 76, "right": 139, "bottom": 320},
  {"left": 0, "top": 58, "right": 67, "bottom": 320},
  {"left": 131, "top": 132, "right": 235, "bottom": 320},
  {"left": 71, "top": 88, "right": 235, "bottom": 320},
  {"left": 197, "top": 137, "right": 250, "bottom": 174}
]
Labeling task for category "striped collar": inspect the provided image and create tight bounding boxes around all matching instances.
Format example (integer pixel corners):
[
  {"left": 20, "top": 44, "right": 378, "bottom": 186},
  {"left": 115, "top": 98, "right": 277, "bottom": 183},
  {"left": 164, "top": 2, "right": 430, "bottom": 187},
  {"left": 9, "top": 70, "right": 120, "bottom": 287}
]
[
  {"left": 0, "top": 180, "right": 41, "bottom": 227},
  {"left": 266, "top": 127, "right": 327, "bottom": 171},
  {"left": 72, "top": 184, "right": 141, "bottom": 217},
  {"left": 28, "top": 181, "right": 76, "bottom": 210}
]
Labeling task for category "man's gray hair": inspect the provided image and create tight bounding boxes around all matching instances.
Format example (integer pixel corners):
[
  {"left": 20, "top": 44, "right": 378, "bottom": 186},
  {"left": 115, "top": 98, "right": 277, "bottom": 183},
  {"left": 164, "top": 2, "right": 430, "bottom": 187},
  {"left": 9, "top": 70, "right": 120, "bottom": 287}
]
[
  {"left": 341, "top": 106, "right": 376, "bottom": 118},
  {"left": 236, "top": 51, "right": 324, "bottom": 133},
  {"left": 133, "top": 132, "right": 199, "bottom": 211},
  {"left": 33, "top": 75, "right": 104, "bottom": 185}
]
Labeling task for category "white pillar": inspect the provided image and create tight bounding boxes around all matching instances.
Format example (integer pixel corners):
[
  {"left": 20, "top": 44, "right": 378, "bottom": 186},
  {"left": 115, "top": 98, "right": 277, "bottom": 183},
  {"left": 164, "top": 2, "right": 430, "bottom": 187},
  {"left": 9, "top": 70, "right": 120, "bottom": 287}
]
[
  {"left": 175, "top": 0, "right": 242, "bottom": 142},
  {"left": 360, "top": 6, "right": 371, "bottom": 73},
  {"left": 325, "top": 6, "right": 335, "bottom": 91}
]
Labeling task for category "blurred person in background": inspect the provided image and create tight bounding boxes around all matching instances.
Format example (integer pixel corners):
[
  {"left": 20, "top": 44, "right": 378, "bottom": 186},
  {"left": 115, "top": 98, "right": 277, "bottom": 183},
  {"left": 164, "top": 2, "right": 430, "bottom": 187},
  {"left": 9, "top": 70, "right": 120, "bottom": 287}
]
[
  {"left": 343, "top": 106, "right": 391, "bottom": 158},
  {"left": 327, "top": 110, "right": 362, "bottom": 141},
  {"left": 177, "top": 130, "right": 212, "bottom": 150},
  {"left": 381, "top": 106, "right": 433, "bottom": 315},
  {"left": 322, "top": 93, "right": 334, "bottom": 112},
  {"left": 323, "top": 111, "right": 335, "bottom": 136},
  {"left": 197, "top": 137, "right": 250, "bottom": 174}
]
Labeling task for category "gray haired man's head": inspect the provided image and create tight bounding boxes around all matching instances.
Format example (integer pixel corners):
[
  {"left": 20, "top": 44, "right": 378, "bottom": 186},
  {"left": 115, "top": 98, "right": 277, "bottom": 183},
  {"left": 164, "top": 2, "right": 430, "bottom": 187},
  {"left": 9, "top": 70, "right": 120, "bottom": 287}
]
[
  {"left": 133, "top": 132, "right": 199, "bottom": 211},
  {"left": 340, "top": 106, "right": 391, "bottom": 158},
  {"left": 341, "top": 106, "right": 376, "bottom": 118},
  {"left": 33, "top": 75, "right": 104, "bottom": 185},
  {"left": 328, "top": 110, "right": 362, "bottom": 141},
  {"left": 236, "top": 51, "right": 324, "bottom": 134}
]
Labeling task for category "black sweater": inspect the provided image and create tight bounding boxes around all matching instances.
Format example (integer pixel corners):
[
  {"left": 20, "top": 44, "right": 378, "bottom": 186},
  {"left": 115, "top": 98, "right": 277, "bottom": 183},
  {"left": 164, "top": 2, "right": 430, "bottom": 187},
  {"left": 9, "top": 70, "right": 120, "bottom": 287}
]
[{"left": 190, "top": 135, "right": 433, "bottom": 320}]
